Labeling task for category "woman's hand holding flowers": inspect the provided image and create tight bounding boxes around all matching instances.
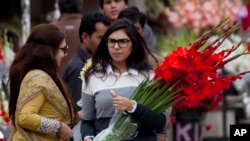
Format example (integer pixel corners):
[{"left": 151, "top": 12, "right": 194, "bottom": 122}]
[{"left": 110, "top": 90, "right": 135, "bottom": 113}]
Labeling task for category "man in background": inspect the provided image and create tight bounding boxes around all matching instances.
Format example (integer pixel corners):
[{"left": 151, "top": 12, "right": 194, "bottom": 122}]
[
  {"left": 63, "top": 11, "right": 110, "bottom": 113},
  {"left": 53, "top": 0, "right": 83, "bottom": 75},
  {"left": 63, "top": 11, "right": 110, "bottom": 141},
  {"left": 118, "top": 6, "right": 161, "bottom": 67},
  {"left": 63, "top": 11, "right": 111, "bottom": 112},
  {"left": 99, "top": 0, "right": 156, "bottom": 52}
]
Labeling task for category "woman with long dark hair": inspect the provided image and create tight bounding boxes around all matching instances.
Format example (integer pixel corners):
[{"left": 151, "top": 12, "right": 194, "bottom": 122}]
[
  {"left": 81, "top": 18, "right": 165, "bottom": 141},
  {"left": 9, "top": 24, "right": 78, "bottom": 141}
]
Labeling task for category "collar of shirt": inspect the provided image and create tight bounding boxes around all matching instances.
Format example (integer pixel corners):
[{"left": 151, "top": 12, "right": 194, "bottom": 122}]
[{"left": 106, "top": 64, "right": 138, "bottom": 76}]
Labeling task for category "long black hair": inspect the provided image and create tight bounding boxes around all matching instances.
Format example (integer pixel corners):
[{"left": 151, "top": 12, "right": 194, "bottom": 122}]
[
  {"left": 84, "top": 18, "right": 155, "bottom": 84},
  {"left": 9, "top": 24, "right": 77, "bottom": 125}
]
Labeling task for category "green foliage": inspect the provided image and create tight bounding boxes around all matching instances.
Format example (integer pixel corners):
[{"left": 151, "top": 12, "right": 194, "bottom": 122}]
[
  {"left": 131, "top": 78, "right": 179, "bottom": 113},
  {"left": 156, "top": 29, "right": 197, "bottom": 57},
  {"left": 1, "top": 17, "right": 22, "bottom": 39}
]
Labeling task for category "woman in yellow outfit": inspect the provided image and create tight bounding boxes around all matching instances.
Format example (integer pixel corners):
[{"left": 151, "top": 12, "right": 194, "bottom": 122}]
[{"left": 8, "top": 24, "right": 78, "bottom": 141}]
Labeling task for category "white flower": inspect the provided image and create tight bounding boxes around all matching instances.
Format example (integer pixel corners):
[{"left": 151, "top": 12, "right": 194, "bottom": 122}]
[{"left": 79, "top": 59, "right": 92, "bottom": 80}]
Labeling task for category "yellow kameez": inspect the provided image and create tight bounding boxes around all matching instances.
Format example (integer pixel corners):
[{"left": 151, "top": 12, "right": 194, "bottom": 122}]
[{"left": 11, "top": 69, "right": 71, "bottom": 141}]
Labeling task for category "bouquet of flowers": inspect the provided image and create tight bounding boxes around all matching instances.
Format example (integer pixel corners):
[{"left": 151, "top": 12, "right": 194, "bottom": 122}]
[{"left": 80, "top": 19, "right": 249, "bottom": 141}]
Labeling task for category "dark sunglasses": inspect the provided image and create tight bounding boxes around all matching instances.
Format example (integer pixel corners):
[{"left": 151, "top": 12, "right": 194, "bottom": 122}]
[{"left": 59, "top": 45, "right": 69, "bottom": 54}]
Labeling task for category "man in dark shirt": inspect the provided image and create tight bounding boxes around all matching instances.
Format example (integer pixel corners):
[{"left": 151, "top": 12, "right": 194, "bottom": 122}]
[
  {"left": 62, "top": 11, "right": 110, "bottom": 141},
  {"left": 63, "top": 12, "right": 110, "bottom": 111}
]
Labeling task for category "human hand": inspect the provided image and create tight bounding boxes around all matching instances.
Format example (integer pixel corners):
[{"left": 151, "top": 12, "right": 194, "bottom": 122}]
[
  {"left": 110, "top": 90, "right": 134, "bottom": 112},
  {"left": 57, "top": 122, "right": 73, "bottom": 141}
]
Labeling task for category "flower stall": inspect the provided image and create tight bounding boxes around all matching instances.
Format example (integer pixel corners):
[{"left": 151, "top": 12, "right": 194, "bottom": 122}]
[
  {"left": 0, "top": 23, "right": 15, "bottom": 141},
  {"left": 156, "top": 0, "right": 250, "bottom": 140}
]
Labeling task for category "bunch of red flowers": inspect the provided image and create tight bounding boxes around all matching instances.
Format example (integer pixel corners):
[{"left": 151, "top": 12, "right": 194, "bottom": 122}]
[
  {"left": 154, "top": 19, "right": 250, "bottom": 113},
  {"left": 93, "top": 19, "right": 250, "bottom": 141}
]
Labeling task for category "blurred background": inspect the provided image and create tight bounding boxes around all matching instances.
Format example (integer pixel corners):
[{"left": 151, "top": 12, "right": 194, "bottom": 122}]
[{"left": 1, "top": 0, "right": 250, "bottom": 141}]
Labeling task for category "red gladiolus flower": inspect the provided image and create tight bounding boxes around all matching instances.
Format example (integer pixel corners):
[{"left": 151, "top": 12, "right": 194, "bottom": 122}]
[
  {"left": 154, "top": 19, "right": 250, "bottom": 113},
  {"left": 247, "top": 44, "right": 250, "bottom": 53}
]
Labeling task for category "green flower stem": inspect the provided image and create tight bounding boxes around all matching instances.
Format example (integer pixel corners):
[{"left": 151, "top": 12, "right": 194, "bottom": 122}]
[
  {"left": 97, "top": 79, "right": 182, "bottom": 141},
  {"left": 132, "top": 78, "right": 182, "bottom": 113}
]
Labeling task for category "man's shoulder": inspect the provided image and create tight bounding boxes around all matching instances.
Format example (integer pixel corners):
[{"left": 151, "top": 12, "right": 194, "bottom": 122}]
[
  {"left": 55, "top": 13, "right": 82, "bottom": 22},
  {"left": 63, "top": 58, "right": 86, "bottom": 80},
  {"left": 64, "top": 52, "right": 89, "bottom": 71},
  {"left": 144, "top": 24, "right": 153, "bottom": 35},
  {"left": 69, "top": 48, "right": 89, "bottom": 63},
  {"left": 52, "top": 14, "right": 82, "bottom": 28},
  {"left": 67, "top": 55, "right": 86, "bottom": 69},
  {"left": 143, "top": 24, "right": 156, "bottom": 52}
]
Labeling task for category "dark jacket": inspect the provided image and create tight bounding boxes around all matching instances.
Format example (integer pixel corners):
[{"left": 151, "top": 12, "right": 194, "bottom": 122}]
[{"left": 63, "top": 47, "right": 90, "bottom": 111}]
